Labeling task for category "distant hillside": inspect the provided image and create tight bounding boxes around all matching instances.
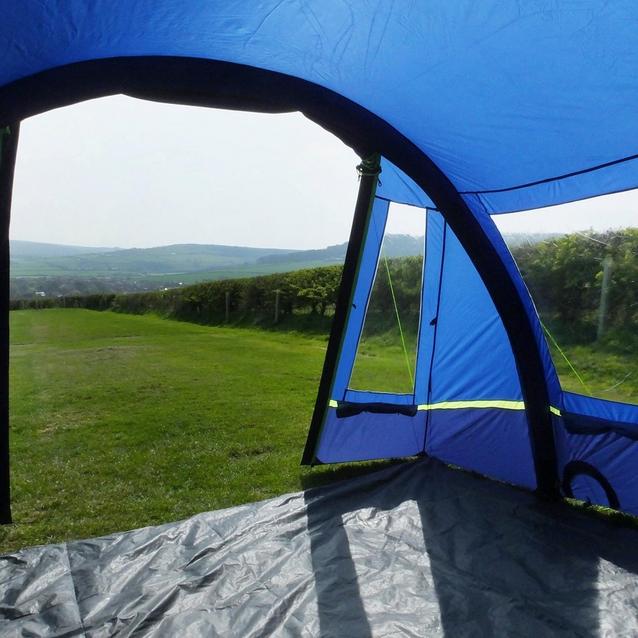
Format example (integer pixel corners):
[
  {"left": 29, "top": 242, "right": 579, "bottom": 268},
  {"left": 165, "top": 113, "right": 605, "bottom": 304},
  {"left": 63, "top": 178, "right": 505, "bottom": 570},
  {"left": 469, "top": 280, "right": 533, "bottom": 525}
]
[
  {"left": 11, "top": 240, "right": 118, "bottom": 259},
  {"left": 10, "top": 242, "right": 297, "bottom": 278},
  {"left": 9, "top": 233, "right": 559, "bottom": 299},
  {"left": 503, "top": 232, "right": 565, "bottom": 248},
  {"left": 257, "top": 234, "right": 425, "bottom": 266}
]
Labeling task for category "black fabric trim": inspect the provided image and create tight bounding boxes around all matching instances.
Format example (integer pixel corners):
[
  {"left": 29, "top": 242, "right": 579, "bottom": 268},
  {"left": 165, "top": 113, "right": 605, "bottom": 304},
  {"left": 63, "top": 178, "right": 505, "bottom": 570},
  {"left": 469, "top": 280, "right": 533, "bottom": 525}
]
[
  {"left": 459, "top": 152, "right": 638, "bottom": 196},
  {"left": 335, "top": 402, "right": 418, "bottom": 419},
  {"left": 421, "top": 220, "right": 447, "bottom": 454},
  {"left": 0, "top": 124, "right": 19, "bottom": 524},
  {"left": 0, "top": 56, "right": 559, "bottom": 496},
  {"left": 562, "top": 460, "right": 620, "bottom": 510},
  {"left": 563, "top": 412, "right": 638, "bottom": 442}
]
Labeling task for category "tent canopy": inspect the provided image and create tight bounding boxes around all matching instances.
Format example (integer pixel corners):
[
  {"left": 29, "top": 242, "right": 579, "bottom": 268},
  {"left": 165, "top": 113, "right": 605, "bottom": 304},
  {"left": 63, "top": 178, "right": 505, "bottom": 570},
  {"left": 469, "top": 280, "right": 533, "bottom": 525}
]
[
  {"left": 3, "top": 2, "right": 638, "bottom": 213},
  {"left": 0, "top": 2, "right": 637, "bottom": 517}
]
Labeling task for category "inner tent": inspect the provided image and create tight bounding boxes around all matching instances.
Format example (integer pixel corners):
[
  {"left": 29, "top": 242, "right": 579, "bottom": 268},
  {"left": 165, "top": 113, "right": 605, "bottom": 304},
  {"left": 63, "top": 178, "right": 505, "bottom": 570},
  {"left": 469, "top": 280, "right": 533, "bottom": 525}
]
[{"left": 303, "top": 157, "right": 638, "bottom": 515}]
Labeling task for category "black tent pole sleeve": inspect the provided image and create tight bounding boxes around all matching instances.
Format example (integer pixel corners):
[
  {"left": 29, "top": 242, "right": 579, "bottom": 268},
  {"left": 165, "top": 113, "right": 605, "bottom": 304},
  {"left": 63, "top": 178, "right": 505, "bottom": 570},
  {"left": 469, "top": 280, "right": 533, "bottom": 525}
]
[
  {"left": 0, "top": 58, "right": 560, "bottom": 498},
  {"left": 0, "top": 123, "right": 18, "bottom": 524},
  {"left": 301, "top": 154, "right": 380, "bottom": 465}
]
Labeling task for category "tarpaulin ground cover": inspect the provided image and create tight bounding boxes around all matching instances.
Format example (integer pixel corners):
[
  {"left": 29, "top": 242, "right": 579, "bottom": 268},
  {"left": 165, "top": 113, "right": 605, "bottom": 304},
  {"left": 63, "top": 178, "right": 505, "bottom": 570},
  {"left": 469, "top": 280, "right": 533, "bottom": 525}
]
[{"left": 2, "top": 459, "right": 638, "bottom": 637}]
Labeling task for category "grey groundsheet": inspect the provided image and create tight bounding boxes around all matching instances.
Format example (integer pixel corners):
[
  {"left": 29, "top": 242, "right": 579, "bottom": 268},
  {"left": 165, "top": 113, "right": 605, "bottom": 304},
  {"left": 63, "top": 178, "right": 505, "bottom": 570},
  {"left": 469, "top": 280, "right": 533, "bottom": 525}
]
[{"left": 2, "top": 458, "right": 638, "bottom": 637}]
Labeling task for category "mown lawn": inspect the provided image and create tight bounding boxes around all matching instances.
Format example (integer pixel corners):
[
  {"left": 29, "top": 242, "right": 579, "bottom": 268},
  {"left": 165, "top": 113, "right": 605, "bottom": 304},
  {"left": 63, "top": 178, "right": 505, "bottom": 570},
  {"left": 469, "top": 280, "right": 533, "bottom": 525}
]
[
  {"left": 4, "top": 309, "right": 395, "bottom": 552},
  {"left": 550, "top": 343, "right": 638, "bottom": 405},
  {"left": 4, "top": 309, "right": 636, "bottom": 552}
]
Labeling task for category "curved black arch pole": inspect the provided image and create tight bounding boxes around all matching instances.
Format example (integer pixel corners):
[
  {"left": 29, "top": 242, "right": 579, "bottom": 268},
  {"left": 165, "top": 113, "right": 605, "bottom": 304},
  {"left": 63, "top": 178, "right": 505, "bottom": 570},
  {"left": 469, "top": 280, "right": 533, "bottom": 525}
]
[{"left": 0, "top": 56, "right": 559, "bottom": 501}]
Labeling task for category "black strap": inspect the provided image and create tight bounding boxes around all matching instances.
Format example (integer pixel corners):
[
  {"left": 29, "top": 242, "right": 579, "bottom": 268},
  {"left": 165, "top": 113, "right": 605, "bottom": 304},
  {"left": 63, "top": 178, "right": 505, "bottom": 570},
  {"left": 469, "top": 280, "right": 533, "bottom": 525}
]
[
  {"left": 562, "top": 460, "right": 620, "bottom": 510},
  {"left": 336, "top": 402, "right": 418, "bottom": 419}
]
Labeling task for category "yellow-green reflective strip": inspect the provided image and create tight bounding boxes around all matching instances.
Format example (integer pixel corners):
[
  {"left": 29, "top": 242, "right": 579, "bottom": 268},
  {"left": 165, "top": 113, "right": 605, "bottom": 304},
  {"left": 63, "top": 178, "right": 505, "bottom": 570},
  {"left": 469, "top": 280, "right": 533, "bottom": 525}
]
[
  {"left": 417, "top": 400, "right": 525, "bottom": 411},
  {"left": 328, "top": 398, "right": 562, "bottom": 415}
]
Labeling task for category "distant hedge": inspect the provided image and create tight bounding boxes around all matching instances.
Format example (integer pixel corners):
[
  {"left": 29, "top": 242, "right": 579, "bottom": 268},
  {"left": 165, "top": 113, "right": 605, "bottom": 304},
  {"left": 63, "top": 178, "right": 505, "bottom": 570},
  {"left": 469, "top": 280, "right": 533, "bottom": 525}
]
[
  {"left": 11, "top": 230, "right": 637, "bottom": 347},
  {"left": 10, "top": 266, "right": 345, "bottom": 329},
  {"left": 511, "top": 228, "right": 638, "bottom": 344},
  {"left": 10, "top": 258, "right": 427, "bottom": 334}
]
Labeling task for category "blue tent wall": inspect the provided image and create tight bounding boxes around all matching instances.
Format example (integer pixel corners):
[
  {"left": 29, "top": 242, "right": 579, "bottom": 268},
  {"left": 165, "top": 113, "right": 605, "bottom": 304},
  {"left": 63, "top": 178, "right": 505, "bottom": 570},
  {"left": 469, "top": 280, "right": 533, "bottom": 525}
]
[
  {"left": 316, "top": 160, "right": 638, "bottom": 510},
  {"left": 555, "top": 394, "right": 638, "bottom": 515},
  {"left": 423, "top": 213, "right": 536, "bottom": 489},
  {"left": 316, "top": 161, "right": 537, "bottom": 489}
]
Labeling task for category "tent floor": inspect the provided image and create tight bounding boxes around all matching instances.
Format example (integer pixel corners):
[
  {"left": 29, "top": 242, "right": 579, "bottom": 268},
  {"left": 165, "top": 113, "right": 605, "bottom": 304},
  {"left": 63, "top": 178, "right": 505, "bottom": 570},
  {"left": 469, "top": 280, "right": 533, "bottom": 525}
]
[{"left": 2, "top": 457, "right": 638, "bottom": 637}]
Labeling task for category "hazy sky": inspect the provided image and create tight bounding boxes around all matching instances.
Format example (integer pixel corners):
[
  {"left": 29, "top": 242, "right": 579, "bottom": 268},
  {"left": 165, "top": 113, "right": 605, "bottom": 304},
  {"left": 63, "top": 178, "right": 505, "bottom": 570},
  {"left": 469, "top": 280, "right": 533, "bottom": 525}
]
[
  {"left": 11, "top": 96, "right": 360, "bottom": 250},
  {"left": 10, "top": 95, "right": 637, "bottom": 249}
]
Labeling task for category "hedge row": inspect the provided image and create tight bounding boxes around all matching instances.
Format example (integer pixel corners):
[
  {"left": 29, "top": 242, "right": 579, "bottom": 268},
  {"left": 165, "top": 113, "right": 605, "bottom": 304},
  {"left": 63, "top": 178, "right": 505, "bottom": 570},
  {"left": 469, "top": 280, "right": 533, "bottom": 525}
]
[
  {"left": 12, "top": 230, "right": 637, "bottom": 347},
  {"left": 10, "top": 266, "right": 345, "bottom": 327}
]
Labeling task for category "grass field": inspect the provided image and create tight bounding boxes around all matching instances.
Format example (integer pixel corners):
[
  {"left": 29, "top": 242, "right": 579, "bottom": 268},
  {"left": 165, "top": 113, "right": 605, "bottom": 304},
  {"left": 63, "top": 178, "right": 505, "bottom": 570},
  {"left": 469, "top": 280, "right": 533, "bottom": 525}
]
[
  {"left": 4, "top": 309, "right": 400, "bottom": 552},
  {"left": 550, "top": 342, "right": 638, "bottom": 404},
  {"left": 3, "top": 308, "right": 637, "bottom": 553}
]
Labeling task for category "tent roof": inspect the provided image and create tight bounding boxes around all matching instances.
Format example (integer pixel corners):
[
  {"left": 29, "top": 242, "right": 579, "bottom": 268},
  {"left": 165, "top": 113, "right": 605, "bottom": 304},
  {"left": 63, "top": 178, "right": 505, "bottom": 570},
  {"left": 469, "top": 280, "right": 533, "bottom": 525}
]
[{"left": 2, "top": 2, "right": 638, "bottom": 214}]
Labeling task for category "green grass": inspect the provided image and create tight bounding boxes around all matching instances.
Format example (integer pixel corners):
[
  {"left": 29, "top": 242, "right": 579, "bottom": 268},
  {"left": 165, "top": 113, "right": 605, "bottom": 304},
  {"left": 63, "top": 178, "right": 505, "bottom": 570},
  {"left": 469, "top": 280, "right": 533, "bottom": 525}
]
[
  {"left": 3, "top": 309, "right": 398, "bottom": 552},
  {"left": 550, "top": 342, "right": 638, "bottom": 404},
  {"left": 4, "top": 309, "right": 637, "bottom": 553},
  {"left": 349, "top": 331, "right": 419, "bottom": 394}
]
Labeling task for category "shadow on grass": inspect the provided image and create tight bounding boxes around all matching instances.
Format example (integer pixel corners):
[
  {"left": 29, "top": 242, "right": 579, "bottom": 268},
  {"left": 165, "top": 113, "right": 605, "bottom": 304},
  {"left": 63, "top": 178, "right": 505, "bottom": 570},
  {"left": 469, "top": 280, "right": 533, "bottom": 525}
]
[{"left": 299, "top": 458, "right": 412, "bottom": 491}]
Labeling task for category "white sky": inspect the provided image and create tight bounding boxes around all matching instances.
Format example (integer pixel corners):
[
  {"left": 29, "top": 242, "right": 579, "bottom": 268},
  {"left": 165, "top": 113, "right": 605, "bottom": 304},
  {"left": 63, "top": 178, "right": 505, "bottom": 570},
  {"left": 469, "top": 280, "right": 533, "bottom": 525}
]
[
  {"left": 10, "top": 95, "right": 637, "bottom": 250},
  {"left": 494, "top": 192, "right": 638, "bottom": 235},
  {"left": 11, "top": 96, "right": 360, "bottom": 250}
]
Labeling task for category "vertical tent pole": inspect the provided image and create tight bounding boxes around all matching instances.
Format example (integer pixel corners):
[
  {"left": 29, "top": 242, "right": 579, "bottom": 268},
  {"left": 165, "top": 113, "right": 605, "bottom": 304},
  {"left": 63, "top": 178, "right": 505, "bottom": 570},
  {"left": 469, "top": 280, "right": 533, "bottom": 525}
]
[
  {"left": 302, "top": 153, "right": 380, "bottom": 464},
  {"left": 0, "top": 123, "right": 19, "bottom": 524}
]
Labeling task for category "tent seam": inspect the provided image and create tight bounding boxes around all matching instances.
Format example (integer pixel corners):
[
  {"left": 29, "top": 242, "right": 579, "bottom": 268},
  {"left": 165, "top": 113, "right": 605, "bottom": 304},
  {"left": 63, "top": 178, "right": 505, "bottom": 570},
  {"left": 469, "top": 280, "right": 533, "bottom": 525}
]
[{"left": 459, "top": 151, "right": 638, "bottom": 196}]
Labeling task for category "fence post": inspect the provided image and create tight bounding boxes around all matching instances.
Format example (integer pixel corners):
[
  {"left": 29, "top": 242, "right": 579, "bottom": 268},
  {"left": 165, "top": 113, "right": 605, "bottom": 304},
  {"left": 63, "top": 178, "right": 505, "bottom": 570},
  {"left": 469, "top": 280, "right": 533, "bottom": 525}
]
[
  {"left": 597, "top": 255, "right": 613, "bottom": 341},
  {"left": 274, "top": 289, "right": 281, "bottom": 323},
  {"left": 225, "top": 291, "right": 230, "bottom": 322}
]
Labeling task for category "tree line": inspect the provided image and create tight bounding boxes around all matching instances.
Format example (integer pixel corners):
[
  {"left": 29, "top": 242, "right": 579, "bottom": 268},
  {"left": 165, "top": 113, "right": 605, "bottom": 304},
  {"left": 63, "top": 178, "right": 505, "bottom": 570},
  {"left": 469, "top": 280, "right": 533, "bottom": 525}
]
[
  {"left": 11, "top": 229, "right": 637, "bottom": 346},
  {"left": 511, "top": 228, "right": 637, "bottom": 345}
]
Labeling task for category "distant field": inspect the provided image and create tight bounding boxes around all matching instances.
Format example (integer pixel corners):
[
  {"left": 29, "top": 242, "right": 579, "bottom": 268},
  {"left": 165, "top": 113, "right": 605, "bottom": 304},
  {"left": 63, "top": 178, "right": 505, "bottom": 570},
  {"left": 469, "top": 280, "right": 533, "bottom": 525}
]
[{"left": 140, "top": 258, "right": 339, "bottom": 285}]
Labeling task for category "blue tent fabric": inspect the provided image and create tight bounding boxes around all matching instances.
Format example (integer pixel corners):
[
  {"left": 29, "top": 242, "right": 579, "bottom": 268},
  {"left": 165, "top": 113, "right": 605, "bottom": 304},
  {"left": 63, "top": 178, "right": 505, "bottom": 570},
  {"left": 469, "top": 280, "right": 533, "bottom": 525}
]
[
  {"left": 555, "top": 420, "right": 638, "bottom": 516},
  {"left": 313, "top": 158, "right": 537, "bottom": 485},
  {"left": 563, "top": 392, "right": 638, "bottom": 436},
  {"left": 331, "top": 197, "right": 391, "bottom": 401},
  {"left": 316, "top": 410, "right": 425, "bottom": 464},
  {"left": 4, "top": 2, "right": 638, "bottom": 213},
  {"left": 376, "top": 158, "right": 435, "bottom": 210},
  {"left": 316, "top": 192, "right": 538, "bottom": 488},
  {"left": 426, "top": 213, "right": 523, "bottom": 404},
  {"left": 313, "top": 156, "right": 636, "bottom": 509},
  {"left": 426, "top": 409, "right": 536, "bottom": 490},
  {"left": 1, "top": 3, "right": 637, "bottom": 514}
]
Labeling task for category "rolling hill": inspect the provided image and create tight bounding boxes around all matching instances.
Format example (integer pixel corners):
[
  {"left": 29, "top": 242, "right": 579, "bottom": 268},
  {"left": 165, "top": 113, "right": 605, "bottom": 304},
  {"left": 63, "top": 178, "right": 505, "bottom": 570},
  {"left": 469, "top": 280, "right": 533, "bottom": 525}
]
[
  {"left": 9, "top": 232, "right": 561, "bottom": 299},
  {"left": 10, "top": 240, "right": 118, "bottom": 259}
]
